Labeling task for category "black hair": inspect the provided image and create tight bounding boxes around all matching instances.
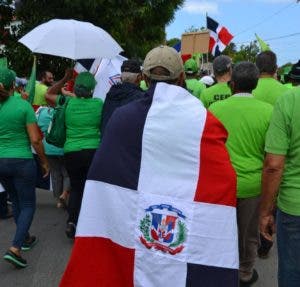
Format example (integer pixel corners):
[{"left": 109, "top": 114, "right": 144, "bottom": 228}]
[
  {"left": 256, "top": 51, "right": 277, "bottom": 74},
  {"left": 232, "top": 62, "right": 259, "bottom": 93}
]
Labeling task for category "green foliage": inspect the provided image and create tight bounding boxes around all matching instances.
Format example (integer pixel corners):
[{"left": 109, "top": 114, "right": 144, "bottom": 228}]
[
  {"left": 2, "top": 0, "right": 184, "bottom": 77},
  {"left": 169, "top": 220, "right": 186, "bottom": 248},
  {"left": 139, "top": 214, "right": 153, "bottom": 243},
  {"left": 233, "top": 41, "right": 260, "bottom": 63},
  {"left": 166, "top": 37, "right": 180, "bottom": 48},
  {"left": 184, "top": 25, "right": 206, "bottom": 33}
]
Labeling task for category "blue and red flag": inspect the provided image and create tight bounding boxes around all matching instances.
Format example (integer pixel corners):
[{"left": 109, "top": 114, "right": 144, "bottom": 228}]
[
  {"left": 207, "top": 16, "right": 233, "bottom": 57},
  {"left": 60, "top": 83, "right": 238, "bottom": 287}
]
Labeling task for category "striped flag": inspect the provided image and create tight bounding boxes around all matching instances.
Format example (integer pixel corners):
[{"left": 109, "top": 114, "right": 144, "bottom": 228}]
[
  {"left": 207, "top": 16, "right": 233, "bottom": 57},
  {"left": 60, "top": 83, "right": 238, "bottom": 287}
]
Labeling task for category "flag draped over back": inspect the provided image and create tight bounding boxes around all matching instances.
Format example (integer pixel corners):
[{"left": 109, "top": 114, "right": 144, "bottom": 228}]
[
  {"left": 25, "top": 56, "right": 36, "bottom": 104},
  {"left": 60, "top": 83, "right": 238, "bottom": 287},
  {"left": 255, "top": 33, "right": 271, "bottom": 52},
  {"left": 207, "top": 16, "right": 233, "bottom": 57}
]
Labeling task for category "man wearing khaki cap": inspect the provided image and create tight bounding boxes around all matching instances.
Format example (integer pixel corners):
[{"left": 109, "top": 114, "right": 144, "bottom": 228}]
[{"left": 60, "top": 45, "right": 238, "bottom": 287}]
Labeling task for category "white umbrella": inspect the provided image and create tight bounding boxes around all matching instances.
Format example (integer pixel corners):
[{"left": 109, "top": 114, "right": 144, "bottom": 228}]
[{"left": 19, "top": 19, "right": 123, "bottom": 60}]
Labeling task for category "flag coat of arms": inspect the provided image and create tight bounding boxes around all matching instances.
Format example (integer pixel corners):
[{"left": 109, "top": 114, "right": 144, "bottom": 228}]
[
  {"left": 60, "top": 83, "right": 239, "bottom": 287},
  {"left": 207, "top": 16, "right": 233, "bottom": 56}
]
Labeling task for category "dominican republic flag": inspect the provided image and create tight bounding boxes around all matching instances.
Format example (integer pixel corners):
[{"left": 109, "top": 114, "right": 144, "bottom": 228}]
[
  {"left": 60, "top": 83, "right": 238, "bottom": 287},
  {"left": 207, "top": 16, "right": 233, "bottom": 57}
]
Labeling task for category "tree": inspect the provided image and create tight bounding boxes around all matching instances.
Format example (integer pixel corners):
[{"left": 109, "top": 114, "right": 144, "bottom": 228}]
[
  {"left": 166, "top": 37, "right": 180, "bottom": 48},
  {"left": 232, "top": 41, "right": 260, "bottom": 63},
  {"left": 3, "top": 0, "right": 184, "bottom": 76}
]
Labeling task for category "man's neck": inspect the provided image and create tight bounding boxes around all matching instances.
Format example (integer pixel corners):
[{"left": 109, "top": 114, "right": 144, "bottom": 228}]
[
  {"left": 260, "top": 73, "right": 275, "bottom": 79},
  {"left": 216, "top": 74, "right": 230, "bottom": 83}
]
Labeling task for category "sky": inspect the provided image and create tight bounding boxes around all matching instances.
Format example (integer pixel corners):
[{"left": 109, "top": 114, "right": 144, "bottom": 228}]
[{"left": 166, "top": 0, "right": 300, "bottom": 65}]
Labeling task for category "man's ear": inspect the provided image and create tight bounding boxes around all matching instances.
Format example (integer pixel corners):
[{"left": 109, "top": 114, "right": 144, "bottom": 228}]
[{"left": 135, "top": 73, "right": 142, "bottom": 85}]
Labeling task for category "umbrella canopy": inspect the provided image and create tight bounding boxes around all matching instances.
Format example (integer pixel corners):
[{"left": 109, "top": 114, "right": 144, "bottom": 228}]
[{"left": 19, "top": 19, "right": 123, "bottom": 60}]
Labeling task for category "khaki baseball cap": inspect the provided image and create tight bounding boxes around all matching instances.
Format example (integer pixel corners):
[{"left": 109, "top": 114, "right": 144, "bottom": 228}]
[{"left": 143, "top": 45, "right": 184, "bottom": 81}]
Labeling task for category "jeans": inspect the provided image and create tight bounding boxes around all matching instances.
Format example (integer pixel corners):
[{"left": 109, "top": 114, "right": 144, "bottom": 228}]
[
  {"left": 65, "top": 149, "right": 96, "bottom": 225},
  {"left": 277, "top": 209, "right": 300, "bottom": 287},
  {"left": 0, "top": 158, "right": 37, "bottom": 249},
  {"left": 0, "top": 191, "right": 8, "bottom": 218}
]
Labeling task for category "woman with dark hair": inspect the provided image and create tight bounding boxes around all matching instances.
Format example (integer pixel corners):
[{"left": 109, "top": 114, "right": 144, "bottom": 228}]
[
  {"left": 0, "top": 67, "right": 49, "bottom": 268},
  {"left": 46, "top": 70, "right": 103, "bottom": 239}
]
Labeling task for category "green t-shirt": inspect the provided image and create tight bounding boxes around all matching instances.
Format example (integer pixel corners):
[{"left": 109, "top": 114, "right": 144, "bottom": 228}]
[
  {"left": 33, "top": 82, "right": 48, "bottom": 106},
  {"left": 64, "top": 97, "right": 103, "bottom": 153},
  {"left": 265, "top": 87, "right": 300, "bottom": 216},
  {"left": 209, "top": 94, "right": 273, "bottom": 198},
  {"left": 185, "top": 79, "right": 206, "bottom": 100},
  {"left": 200, "top": 82, "right": 231, "bottom": 108},
  {"left": 252, "top": 77, "right": 288, "bottom": 106},
  {"left": 0, "top": 96, "right": 36, "bottom": 158}
]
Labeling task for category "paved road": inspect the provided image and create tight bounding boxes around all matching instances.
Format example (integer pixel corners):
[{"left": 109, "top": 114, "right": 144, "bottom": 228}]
[{"left": 0, "top": 189, "right": 277, "bottom": 286}]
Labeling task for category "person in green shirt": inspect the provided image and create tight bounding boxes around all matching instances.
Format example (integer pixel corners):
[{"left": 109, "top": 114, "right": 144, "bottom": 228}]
[
  {"left": 0, "top": 67, "right": 49, "bottom": 268},
  {"left": 184, "top": 58, "right": 206, "bottom": 99},
  {"left": 253, "top": 51, "right": 288, "bottom": 106},
  {"left": 260, "top": 60, "right": 300, "bottom": 287},
  {"left": 209, "top": 62, "right": 273, "bottom": 286},
  {"left": 46, "top": 70, "right": 103, "bottom": 239},
  {"left": 200, "top": 55, "right": 232, "bottom": 108},
  {"left": 33, "top": 70, "right": 54, "bottom": 106}
]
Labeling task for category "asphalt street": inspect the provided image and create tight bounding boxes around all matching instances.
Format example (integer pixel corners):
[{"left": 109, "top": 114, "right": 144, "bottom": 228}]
[{"left": 0, "top": 189, "right": 277, "bottom": 287}]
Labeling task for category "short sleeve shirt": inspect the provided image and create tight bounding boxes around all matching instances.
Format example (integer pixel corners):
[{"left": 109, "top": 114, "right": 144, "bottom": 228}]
[
  {"left": 63, "top": 96, "right": 103, "bottom": 153},
  {"left": 200, "top": 82, "right": 231, "bottom": 108},
  {"left": 0, "top": 96, "right": 36, "bottom": 158},
  {"left": 33, "top": 82, "right": 48, "bottom": 106},
  {"left": 252, "top": 77, "right": 288, "bottom": 106},
  {"left": 185, "top": 79, "right": 206, "bottom": 100},
  {"left": 265, "top": 87, "right": 300, "bottom": 215},
  {"left": 210, "top": 94, "right": 273, "bottom": 198}
]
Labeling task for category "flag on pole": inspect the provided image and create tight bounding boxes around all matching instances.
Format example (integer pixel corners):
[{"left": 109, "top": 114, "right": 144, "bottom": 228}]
[
  {"left": 207, "top": 16, "right": 233, "bottom": 57},
  {"left": 60, "top": 83, "right": 239, "bottom": 287},
  {"left": 92, "top": 55, "right": 126, "bottom": 100},
  {"left": 25, "top": 56, "right": 36, "bottom": 104},
  {"left": 255, "top": 34, "right": 271, "bottom": 52}
]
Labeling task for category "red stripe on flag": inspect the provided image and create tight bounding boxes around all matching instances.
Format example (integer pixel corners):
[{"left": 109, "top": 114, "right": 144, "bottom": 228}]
[
  {"left": 218, "top": 27, "right": 233, "bottom": 46},
  {"left": 60, "top": 237, "right": 135, "bottom": 287},
  {"left": 209, "top": 37, "right": 216, "bottom": 53},
  {"left": 194, "top": 112, "right": 237, "bottom": 207}
]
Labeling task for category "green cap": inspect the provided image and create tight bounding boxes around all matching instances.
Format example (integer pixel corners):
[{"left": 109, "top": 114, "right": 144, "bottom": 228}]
[
  {"left": 75, "top": 72, "right": 97, "bottom": 92},
  {"left": 0, "top": 67, "right": 16, "bottom": 90},
  {"left": 184, "top": 59, "right": 198, "bottom": 74}
]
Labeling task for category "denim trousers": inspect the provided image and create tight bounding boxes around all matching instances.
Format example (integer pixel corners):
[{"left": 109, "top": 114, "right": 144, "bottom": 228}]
[
  {"left": 277, "top": 209, "right": 300, "bottom": 287},
  {"left": 0, "top": 158, "right": 37, "bottom": 249},
  {"left": 0, "top": 191, "right": 8, "bottom": 217}
]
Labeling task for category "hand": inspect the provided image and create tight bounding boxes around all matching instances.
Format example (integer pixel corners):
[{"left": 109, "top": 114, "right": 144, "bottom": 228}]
[
  {"left": 259, "top": 214, "right": 275, "bottom": 241},
  {"left": 21, "top": 91, "right": 29, "bottom": 100},
  {"left": 64, "top": 68, "right": 74, "bottom": 81},
  {"left": 61, "top": 87, "right": 75, "bottom": 97},
  {"left": 41, "top": 161, "right": 50, "bottom": 178}
]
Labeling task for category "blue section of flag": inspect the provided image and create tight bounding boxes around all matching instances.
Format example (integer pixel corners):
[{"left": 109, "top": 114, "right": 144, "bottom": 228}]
[
  {"left": 207, "top": 16, "right": 218, "bottom": 33},
  {"left": 173, "top": 41, "right": 181, "bottom": 52},
  {"left": 87, "top": 85, "right": 155, "bottom": 190},
  {"left": 186, "top": 263, "right": 238, "bottom": 286}
]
